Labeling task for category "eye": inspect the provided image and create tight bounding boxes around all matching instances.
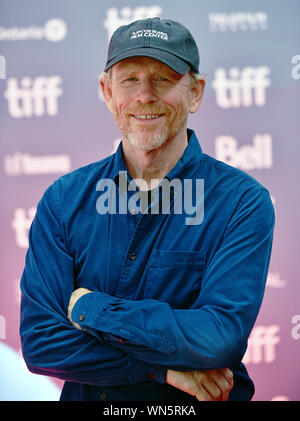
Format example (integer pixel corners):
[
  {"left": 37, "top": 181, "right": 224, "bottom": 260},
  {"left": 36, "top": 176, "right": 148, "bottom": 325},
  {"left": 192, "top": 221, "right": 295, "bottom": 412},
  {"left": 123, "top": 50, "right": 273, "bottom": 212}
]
[
  {"left": 120, "top": 77, "right": 138, "bottom": 85},
  {"left": 155, "top": 76, "right": 169, "bottom": 82}
]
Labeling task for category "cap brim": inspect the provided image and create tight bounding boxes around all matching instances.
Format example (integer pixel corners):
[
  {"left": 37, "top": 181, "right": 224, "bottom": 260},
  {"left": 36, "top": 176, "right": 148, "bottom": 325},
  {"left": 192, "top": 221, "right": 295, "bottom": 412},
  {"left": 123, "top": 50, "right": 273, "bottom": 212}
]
[{"left": 104, "top": 47, "right": 191, "bottom": 75}]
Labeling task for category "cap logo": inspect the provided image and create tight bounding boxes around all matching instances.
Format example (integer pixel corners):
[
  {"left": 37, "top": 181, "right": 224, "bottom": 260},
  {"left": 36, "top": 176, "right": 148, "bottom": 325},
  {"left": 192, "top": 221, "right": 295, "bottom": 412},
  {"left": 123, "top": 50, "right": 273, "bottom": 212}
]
[{"left": 130, "top": 29, "right": 168, "bottom": 41}]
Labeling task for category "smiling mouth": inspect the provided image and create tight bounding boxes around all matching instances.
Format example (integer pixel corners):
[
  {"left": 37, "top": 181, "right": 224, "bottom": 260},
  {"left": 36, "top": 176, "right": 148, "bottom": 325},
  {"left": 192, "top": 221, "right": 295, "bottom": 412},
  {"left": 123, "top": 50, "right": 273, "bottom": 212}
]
[{"left": 131, "top": 114, "right": 164, "bottom": 120}]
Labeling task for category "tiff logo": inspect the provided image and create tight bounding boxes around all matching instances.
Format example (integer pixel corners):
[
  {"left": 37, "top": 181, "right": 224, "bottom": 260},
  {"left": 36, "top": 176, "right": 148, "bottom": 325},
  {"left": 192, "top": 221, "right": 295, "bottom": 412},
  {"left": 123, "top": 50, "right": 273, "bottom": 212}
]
[
  {"left": 215, "top": 134, "right": 273, "bottom": 170},
  {"left": 243, "top": 325, "right": 280, "bottom": 364},
  {"left": 4, "top": 76, "right": 62, "bottom": 118},
  {"left": 0, "top": 55, "right": 6, "bottom": 79},
  {"left": 11, "top": 207, "right": 36, "bottom": 248},
  {"left": 212, "top": 66, "right": 270, "bottom": 108},
  {"left": 104, "top": 6, "right": 163, "bottom": 40}
]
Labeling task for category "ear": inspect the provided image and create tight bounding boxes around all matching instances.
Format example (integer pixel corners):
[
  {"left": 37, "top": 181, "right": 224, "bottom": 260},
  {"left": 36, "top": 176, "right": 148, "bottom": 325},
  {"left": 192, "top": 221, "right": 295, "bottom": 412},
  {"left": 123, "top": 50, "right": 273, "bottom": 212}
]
[
  {"left": 100, "top": 74, "right": 113, "bottom": 113},
  {"left": 189, "top": 79, "right": 205, "bottom": 114}
]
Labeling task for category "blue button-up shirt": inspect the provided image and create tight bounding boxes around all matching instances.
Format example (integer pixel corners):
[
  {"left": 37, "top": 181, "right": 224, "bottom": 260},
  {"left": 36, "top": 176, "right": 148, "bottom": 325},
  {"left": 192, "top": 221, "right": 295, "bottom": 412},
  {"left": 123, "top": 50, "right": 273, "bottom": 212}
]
[{"left": 20, "top": 129, "right": 275, "bottom": 401}]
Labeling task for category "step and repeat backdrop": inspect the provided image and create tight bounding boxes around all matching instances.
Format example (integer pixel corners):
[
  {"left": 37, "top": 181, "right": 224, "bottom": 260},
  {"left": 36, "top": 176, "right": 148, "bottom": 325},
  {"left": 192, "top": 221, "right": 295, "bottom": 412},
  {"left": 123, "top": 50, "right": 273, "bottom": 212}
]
[{"left": 0, "top": 0, "right": 299, "bottom": 401}]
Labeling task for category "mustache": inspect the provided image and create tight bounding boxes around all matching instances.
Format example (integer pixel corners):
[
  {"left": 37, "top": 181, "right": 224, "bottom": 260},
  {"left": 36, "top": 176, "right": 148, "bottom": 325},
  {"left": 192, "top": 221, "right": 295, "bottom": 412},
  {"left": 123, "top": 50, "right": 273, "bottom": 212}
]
[{"left": 125, "top": 105, "right": 170, "bottom": 115}]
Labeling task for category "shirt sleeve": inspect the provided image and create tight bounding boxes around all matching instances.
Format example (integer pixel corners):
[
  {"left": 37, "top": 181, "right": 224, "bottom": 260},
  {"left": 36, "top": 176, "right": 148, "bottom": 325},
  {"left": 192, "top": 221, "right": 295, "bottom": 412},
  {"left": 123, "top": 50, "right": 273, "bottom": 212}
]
[
  {"left": 71, "top": 186, "right": 275, "bottom": 371},
  {"left": 20, "top": 181, "right": 166, "bottom": 386}
]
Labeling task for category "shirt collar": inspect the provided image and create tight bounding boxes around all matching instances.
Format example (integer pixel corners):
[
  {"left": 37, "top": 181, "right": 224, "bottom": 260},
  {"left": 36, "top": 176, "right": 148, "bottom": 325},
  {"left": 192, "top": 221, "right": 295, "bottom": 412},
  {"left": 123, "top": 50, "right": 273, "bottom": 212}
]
[{"left": 112, "top": 128, "right": 203, "bottom": 185}]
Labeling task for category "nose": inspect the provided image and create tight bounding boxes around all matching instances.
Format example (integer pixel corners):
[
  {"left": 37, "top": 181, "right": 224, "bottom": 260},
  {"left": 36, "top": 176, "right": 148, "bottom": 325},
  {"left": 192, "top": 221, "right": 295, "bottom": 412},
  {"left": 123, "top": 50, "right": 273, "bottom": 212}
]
[{"left": 135, "top": 79, "right": 158, "bottom": 104}]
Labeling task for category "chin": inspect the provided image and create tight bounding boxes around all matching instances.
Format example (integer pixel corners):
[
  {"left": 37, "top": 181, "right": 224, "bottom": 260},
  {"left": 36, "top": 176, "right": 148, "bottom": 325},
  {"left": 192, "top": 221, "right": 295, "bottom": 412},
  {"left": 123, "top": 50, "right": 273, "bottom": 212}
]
[{"left": 127, "top": 131, "right": 169, "bottom": 152}]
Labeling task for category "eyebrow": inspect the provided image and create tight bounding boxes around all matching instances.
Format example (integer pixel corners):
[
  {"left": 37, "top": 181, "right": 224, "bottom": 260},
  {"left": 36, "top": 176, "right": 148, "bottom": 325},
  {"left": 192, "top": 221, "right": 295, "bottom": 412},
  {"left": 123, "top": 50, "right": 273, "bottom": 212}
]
[{"left": 116, "top": 67, "right": 183, "bottom": 82}]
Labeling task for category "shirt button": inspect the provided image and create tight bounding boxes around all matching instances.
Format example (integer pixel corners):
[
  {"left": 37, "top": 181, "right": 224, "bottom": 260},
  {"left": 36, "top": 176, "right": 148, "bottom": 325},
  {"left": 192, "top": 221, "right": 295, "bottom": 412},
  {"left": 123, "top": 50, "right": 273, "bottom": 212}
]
[
  {"left": 146, "top": 373, "right": 155, "bottom": 379},
  {"left": 129, "top": 252, "right": 136, "bottom": 261},
  {"left": 100, "top": 392, "right": 107, "bottom": 400},
  {"left": 79, "top": 314, "right": 85, "bottom": 321}
]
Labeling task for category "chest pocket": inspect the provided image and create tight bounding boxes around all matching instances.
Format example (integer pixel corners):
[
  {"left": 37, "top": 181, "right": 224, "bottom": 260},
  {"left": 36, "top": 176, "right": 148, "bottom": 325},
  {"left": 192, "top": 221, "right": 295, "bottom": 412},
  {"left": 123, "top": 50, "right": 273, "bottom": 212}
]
[{"left": 144, "top": 249, "right": 205, "bottom": 309}]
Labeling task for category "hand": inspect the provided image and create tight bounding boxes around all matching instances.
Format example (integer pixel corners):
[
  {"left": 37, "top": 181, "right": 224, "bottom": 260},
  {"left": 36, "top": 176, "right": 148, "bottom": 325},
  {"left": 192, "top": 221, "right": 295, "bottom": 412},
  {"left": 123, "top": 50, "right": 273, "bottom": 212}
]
[
  {"left": 67, "top": 287, "right": 92, "bottom": 330},
  {"left": 166, "top": 367, "right": 234, "bottom": 401}
]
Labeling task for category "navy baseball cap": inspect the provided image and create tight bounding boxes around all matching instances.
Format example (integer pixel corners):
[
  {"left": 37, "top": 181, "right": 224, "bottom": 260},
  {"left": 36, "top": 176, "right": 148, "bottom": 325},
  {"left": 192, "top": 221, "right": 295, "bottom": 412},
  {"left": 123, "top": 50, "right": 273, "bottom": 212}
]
[{"left": 104, "top": 17, "right": 200, "bottom": 74}]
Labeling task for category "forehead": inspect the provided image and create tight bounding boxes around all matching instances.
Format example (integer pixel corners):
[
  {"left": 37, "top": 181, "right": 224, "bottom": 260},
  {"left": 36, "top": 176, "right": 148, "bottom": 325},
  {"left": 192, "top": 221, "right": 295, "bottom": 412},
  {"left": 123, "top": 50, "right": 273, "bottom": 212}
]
[{"left": 112, "top": 56, "right": 183, "bottom": 77}]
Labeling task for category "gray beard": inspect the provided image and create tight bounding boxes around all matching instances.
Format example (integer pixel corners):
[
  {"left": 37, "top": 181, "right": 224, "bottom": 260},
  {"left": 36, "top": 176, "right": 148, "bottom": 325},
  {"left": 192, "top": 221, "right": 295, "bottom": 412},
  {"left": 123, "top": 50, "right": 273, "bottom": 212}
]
[
  {"left": 125, "top": 113, "right": 188, "bottom": 152},
  {"left": 126, "top": 127, "right": 169, "bottom": 152}
]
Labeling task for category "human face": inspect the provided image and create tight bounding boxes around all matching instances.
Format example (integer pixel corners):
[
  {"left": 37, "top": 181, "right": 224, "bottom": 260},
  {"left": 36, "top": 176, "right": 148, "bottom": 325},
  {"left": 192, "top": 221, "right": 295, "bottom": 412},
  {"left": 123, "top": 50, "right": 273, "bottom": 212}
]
[{"left": 103, "top": 57, "right": 195, "bottom": 152}]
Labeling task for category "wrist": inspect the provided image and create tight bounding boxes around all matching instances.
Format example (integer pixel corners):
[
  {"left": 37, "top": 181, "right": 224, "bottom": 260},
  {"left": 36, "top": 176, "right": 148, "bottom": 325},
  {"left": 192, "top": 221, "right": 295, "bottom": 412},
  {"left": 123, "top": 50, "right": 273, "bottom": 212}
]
[{"left": 67, "top": 287, "right": 92, "bottom": 329}]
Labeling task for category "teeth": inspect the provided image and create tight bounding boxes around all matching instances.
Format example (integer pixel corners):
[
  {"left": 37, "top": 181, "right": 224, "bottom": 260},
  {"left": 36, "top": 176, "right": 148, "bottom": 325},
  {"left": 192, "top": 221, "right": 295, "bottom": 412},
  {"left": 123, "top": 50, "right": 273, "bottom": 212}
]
[{"left": 134, "top": 115, "right": 160, "bottom": 120}]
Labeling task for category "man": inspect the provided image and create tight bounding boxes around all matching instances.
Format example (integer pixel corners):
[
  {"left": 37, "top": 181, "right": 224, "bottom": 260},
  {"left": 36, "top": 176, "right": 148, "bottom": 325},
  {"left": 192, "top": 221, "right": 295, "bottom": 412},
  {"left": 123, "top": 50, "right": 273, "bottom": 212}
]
[{"left": 20, "top": 18, "right": 275, "bottom": 401}]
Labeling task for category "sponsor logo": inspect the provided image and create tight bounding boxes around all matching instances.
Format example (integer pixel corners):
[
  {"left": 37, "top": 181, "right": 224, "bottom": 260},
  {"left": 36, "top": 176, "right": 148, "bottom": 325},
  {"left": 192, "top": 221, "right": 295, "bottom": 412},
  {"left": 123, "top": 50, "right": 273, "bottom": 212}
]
[
  {"left": 215, "top": 134, "right": 273, "bottom": 170},
  {"left": 4, "top": 76, "right": 62, "bottom": 118},
  {"left": 0, "top": 55, "right": 6, "bottom": 79},
  {"left": 4, "top": 152, "right": 71, "bottom": 176},
  {"left": 11, "top": 207, "right": 36, "bottom": 248},
  {"left": 266, "top": 272, "right": 287, "bottom": 288},
  {"left": 291, "top": 55, "right": 300, "bottom": 80},
  {"left": 291, "top": 315, "right": 300, "bottom": 340},
  {"left": 212, "top": 66, "right": 270, "bottom": 108},
  {"left": 243, "top": 325, "right": 280, "bottom": 364},
  {"left": 104, "top": 6, "right": 163, "bottom": 39},
  {"left": 0, "top": 18, "right": 67, "bottom": 42},
  {"left": 0, "top": 315, "right": 6, "bottom": 340},
  {"left": 14, "top": 279, "right": 21, "bottom": 306},
  {"left": 271, "top": 396, "right": 290, "bottom": 401},
  {"left": 111, "top": 138, "right": 121, "bottom": 154},
  {"left": 209, "top": 12, "right": 268, "bottom": 32}
]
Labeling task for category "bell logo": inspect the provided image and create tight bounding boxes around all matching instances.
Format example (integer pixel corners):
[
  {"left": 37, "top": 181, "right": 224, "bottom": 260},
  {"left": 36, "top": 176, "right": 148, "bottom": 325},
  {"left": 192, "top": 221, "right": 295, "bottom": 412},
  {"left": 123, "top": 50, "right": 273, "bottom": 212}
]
[
  {"left": 212, "top": 66, "right": 270, "bottom": 108},
  {"left": 4, "top": 76, "right": 62, "bottom": 118},
  {"left": 215, "top": 134, "right": 273, "bottom": 170}
]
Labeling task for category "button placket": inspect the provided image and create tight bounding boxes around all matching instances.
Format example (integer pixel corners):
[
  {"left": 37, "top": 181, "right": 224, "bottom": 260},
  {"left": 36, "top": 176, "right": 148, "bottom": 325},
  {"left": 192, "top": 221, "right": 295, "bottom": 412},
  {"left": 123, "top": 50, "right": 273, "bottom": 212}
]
[
  {"left": 115, "top": 194, "right": 171, "bottom": 299},
  {"left": 115, "top": 213, "right": 145, "bottom": 298},
  {"left": 128, "top": 252, "right": 136, "bottom": 261}
]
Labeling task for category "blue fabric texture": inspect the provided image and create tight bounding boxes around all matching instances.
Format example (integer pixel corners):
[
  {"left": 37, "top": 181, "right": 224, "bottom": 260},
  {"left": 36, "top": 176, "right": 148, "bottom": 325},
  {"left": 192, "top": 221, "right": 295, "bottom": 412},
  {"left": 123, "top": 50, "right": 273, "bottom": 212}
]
[{"left": 20, "top": 129, "right": 275, "bottom": 401}]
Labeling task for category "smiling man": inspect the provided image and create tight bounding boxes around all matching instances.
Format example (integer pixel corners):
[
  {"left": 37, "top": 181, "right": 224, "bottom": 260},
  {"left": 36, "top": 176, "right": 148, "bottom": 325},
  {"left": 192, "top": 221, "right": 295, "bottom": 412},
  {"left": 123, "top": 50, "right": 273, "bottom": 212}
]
[{"left": 20, "top": 18, "right": 275, "bottom": 402}]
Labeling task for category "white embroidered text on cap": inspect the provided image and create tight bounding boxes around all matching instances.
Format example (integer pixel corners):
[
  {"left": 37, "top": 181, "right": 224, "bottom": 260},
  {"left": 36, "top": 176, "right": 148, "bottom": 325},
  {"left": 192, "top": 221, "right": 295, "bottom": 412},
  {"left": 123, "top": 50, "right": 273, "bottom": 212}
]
[{"left": 131, "top": 29, "right": 168, "bottom": 40}]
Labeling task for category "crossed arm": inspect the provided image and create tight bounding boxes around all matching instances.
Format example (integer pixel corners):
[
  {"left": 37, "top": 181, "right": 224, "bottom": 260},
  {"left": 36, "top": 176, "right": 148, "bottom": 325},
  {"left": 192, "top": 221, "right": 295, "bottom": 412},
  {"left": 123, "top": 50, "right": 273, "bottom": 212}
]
[
  {"left": 20, "top": 182, "right": 274, "bottom": 401},
  {"left": 67, "top": 287, "right": 233, "bottom": 401}
]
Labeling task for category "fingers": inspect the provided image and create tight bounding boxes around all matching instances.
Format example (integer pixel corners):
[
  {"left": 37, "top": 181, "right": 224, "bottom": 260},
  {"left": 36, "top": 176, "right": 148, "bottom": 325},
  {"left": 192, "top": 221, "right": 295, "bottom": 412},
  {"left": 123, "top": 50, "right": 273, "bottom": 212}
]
[
  {"left": 166, "top": 368, "right": 234, "bottom": 402},
  {"left": 220, "top": 367, "right": 234, "bottom": 385},
  {"left": 209, "top": 368, "right": 234, "bottom": 401},
  {"left": 195, "top": 385, "right": 214, "bottom": 401},
  {"left": 210, "top": 373, "right": 231, "bottom": 401},
  {"left": 195, "top": 368, "right": 234, "bottom": 401}
]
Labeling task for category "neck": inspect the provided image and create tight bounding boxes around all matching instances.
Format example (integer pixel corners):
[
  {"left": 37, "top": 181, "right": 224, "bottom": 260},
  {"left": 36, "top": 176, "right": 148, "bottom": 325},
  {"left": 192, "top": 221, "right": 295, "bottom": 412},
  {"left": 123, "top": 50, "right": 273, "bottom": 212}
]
[{"left": 121, "top": 127, "right": 188, "bottom": 191}]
